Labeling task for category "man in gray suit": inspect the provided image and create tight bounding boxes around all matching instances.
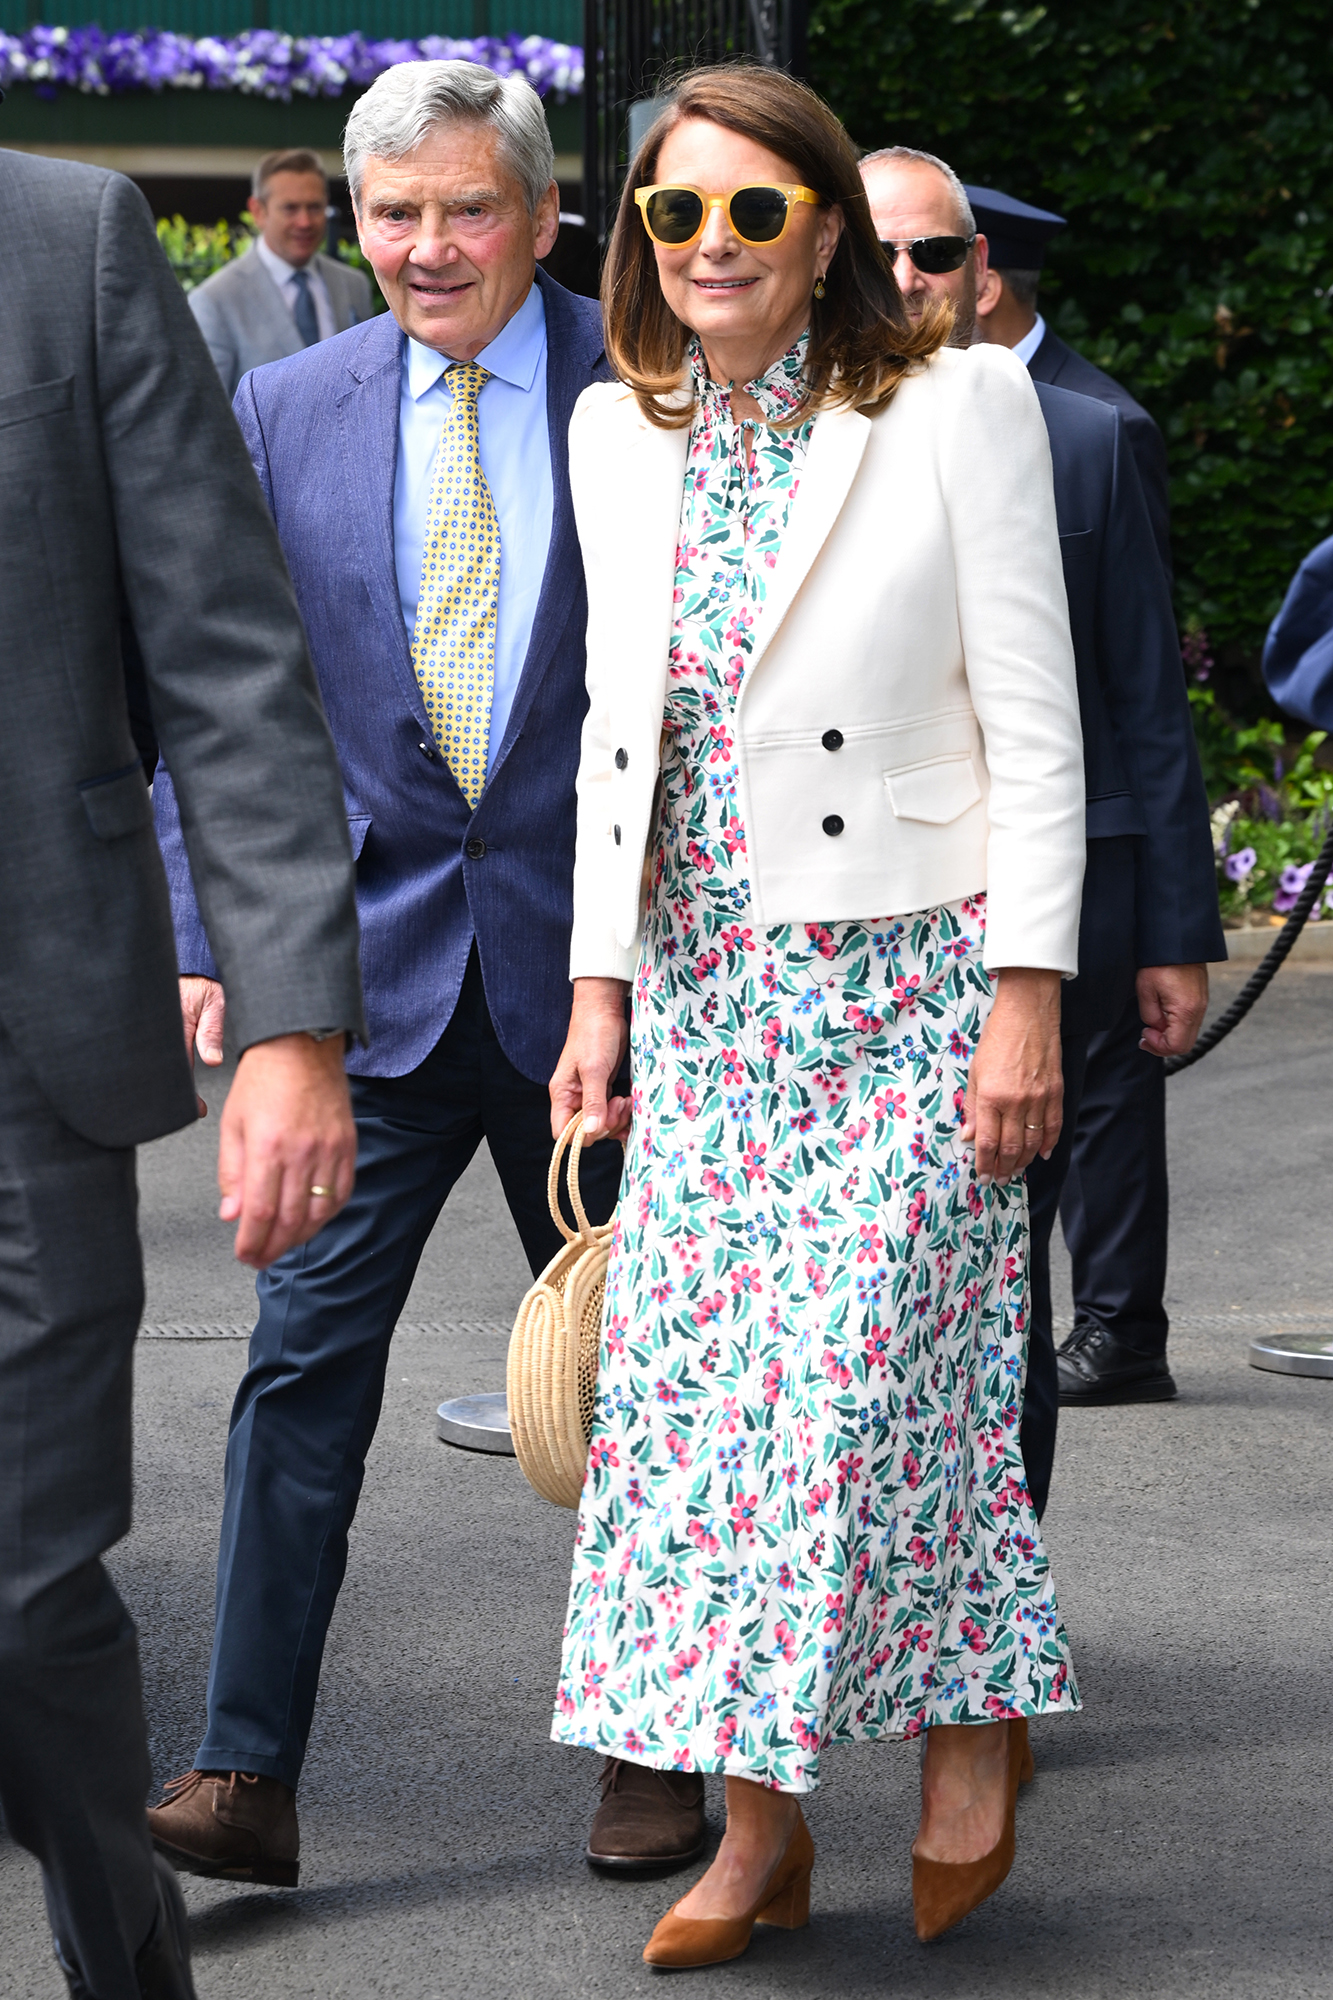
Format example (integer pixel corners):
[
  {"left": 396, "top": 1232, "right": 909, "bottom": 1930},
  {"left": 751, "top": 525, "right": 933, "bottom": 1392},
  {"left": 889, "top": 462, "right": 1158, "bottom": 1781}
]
[
  {"left": 189, "top": 147, "right": 373, "bottom": 399},
  {"left": 0, "top": 145, "right": 365, "bottom": 1998}
]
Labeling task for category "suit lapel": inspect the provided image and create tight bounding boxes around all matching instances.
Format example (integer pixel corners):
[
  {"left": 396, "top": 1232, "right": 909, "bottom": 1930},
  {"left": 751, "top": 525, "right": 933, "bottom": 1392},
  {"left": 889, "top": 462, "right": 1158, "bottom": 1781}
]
[
  {"left": 738, "top": 402, "right": 871, "bottom": 689},
  {"left": 337, "top": 317, "right": 433, "bottom": 731},
  {"left": 488, "top": 272, "right": 605, "bottom": 776},
  {"left": 241, "top": 250, "right": 301, "bottom": 359}
]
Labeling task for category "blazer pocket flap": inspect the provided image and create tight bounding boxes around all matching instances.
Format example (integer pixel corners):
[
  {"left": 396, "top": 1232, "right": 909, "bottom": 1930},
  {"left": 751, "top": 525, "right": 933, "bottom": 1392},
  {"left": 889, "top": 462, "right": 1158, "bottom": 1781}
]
[
  {"left": 79, "top": 763, "right": 153, "bottom": 841},
  {"left": 347, "top": 813, "right": 372, "bottom": 859},
  {"left": 884, "top": 753, "right": 982, "bottom": 825},
  {"left": 0, "top": 375, "right": 75, "bottom": 431}
]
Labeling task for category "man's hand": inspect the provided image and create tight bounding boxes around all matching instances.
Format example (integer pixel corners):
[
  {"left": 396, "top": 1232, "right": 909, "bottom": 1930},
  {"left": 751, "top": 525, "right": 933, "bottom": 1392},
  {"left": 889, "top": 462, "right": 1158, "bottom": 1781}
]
[
  {"left": 962, "top": 967, "right": 1064, "bottom": 1183},
  {"left": 217, "top": 1034, "right": 356, "bottom": 1268},
  {"left": 550, "top": 977, "right": 631, "bottom": 1142},
  {"left": 1137, "top": 963, "right": 1209, "bottom": 1059},
  {"left": 180, "top": 975, "right": 227, "bottom": 1115}
]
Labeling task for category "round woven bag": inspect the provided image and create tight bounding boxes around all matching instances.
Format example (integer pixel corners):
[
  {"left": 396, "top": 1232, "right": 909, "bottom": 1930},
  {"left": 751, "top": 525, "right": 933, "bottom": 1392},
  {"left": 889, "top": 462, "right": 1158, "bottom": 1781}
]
[{"left": 507, "top": 1112, "right": 614, "bottom": 1508}]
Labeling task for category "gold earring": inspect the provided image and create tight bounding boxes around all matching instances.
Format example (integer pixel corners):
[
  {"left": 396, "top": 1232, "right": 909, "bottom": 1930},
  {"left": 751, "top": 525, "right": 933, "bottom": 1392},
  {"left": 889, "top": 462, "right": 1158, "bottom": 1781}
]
[{"left": 813, "top": 275, "right": 826, "bottom": 299}]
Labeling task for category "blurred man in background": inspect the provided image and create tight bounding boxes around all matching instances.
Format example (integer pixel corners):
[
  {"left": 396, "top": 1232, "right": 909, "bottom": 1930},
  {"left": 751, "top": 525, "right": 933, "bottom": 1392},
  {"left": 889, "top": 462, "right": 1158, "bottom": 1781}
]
[
  {"left": 189, "top": 147, "right": 372, "bottom": 398},
  {"left": 860, "top": 148, "right": 1220, "bottom": 1513},
  {"left": 0, "top": 146, "right": 363, "bottom": 1999}
]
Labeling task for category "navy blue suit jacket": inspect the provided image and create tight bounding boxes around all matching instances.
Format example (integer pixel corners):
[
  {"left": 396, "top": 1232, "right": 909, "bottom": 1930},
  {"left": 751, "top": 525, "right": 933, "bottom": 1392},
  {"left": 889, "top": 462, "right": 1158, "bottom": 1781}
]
[
  {"left": 1036, "top": 381, "right": 1224, "bottom": 967},
  {"left": 154, "top": 269, "right": 609, "bottom": 1083},
  {"left": 1263, "top": 532, "right": 1333, "bottom": 728},
  {"left": 1029, "top": 327, "right": 1172, "bottom": 588}
]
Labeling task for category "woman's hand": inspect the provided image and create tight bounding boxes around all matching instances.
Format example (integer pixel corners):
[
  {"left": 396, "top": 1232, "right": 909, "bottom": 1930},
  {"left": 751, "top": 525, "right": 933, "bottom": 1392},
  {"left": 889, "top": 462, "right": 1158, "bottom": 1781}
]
[
  {"left": 550, "top": 977, "right": 632, "bottom": 1142},
  {"left": 962, "top": 967, "right": 1063, "bottom": 1183}
]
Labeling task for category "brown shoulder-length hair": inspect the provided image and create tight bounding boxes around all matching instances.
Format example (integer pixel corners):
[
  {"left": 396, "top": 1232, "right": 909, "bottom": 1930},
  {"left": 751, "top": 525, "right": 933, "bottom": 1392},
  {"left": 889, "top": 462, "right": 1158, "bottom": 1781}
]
[{"left": 602, "top": 63, "right": 950, "bottom": 428}]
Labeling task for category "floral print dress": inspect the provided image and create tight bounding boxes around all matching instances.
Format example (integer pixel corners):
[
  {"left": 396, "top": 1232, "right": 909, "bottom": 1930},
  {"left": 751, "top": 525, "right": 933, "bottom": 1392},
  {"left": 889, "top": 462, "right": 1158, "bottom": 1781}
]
[{"left": 551, "top": 336, "right": 1078, "bottom": 1794}]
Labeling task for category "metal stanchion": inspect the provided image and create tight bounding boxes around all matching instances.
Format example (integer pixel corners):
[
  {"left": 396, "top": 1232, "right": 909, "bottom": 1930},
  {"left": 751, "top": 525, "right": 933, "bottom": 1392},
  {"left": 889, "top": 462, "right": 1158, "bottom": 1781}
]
[
  {"left": 436, "top": 1391, "right": 514, "bottom": 1454},
  {"left": 1248, "top": 1333, "right": 1333, "bottom": 1379}
]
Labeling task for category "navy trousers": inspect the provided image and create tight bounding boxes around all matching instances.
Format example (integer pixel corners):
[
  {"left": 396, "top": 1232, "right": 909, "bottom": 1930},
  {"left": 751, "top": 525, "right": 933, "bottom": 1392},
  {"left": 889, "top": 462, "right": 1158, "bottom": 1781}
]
[
  {"left": 196, "top": 951, "right": 623, "bottom": 1787},
  {"left": 1021, "top": 838, "right": 1140, "bottom": 1520},
  {"left": 1059, "top": 1001, "right": 1169, "bottom": 1356}
]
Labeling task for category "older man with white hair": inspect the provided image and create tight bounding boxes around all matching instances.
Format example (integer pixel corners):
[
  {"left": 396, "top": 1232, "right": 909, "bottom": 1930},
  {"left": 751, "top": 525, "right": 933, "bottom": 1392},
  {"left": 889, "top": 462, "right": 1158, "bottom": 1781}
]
[{"left": 145, "top": 60, "right": 701, "bottom": 1886}]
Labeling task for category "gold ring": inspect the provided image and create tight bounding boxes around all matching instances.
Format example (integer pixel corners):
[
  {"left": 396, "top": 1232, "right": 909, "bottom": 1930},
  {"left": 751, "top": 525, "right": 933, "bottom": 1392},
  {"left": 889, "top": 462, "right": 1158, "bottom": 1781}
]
[
  {"left": 1024, "top": 1123, "right": 1042, "bottom": 1130},
  {"left": 309, "top": 1184, "right": 335, "bottom": 1198}
]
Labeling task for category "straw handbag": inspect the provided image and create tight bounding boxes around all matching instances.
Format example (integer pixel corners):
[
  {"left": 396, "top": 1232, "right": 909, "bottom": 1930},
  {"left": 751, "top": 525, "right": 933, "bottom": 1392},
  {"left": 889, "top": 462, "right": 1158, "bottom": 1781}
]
[{"left": 507, "top": 1112, "right": 614, "bottom": 1508}]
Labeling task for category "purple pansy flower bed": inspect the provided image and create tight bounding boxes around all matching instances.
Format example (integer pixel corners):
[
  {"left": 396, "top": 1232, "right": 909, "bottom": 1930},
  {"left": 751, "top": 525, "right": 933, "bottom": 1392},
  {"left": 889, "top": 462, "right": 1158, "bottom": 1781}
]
[{"left": 0, "top": 25, "right": 583, "bottom": 100}]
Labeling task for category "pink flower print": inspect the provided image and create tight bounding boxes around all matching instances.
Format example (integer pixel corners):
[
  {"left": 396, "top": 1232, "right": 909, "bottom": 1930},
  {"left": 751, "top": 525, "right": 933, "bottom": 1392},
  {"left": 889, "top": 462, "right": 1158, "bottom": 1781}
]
[
  {"left": 720, "top": 924, "right": 754, "bottom": 954},
  {"left": 949, "top": 1029, "right": 971, "bottom": 1058},
  {"left": 902, "top": 1449, "right": 923, "bottom": 1490},
  {"left": 803, "top": 1480, "right": 832, "bottom": 1518},
  {"left": 907, "top": 1533, "right": 936, "bottom": 1571},
  {"left": 898, "top": 1621, "right": 931, "bottom": 1657},
  {"left": 732, "top": 1263, "right": 762, "bottom": 1296},
  {"left": 852, "top": 1549, "right": 871, "bottom": 1593},
  {"left": 655, "top": 1377, "right": 681, "bottom": 1405},
  {"left": 686, "top": 841, "right": 715, "bottom": 877},
  {"left": 720, "top": 1047, "right": 745, "bottom": 1085},
  {"left": 809, "top": 1529, "right": 826, "bottom": 1564},
  {"left": 669, "top": 1023, "right": 688, "bottom": 1051},
  {"left": 692, "top": 1292, "right": 725, "bottom": 1329},
  {"left": 823, "top": 1592, "right": 845, "bottom": 1634},
  {"left": 724, "top": 656, "right": 744, "bottom": 693},
  {"left": 874, "top": 1088, "right": 907, "bottom": 1121},
  {"left": 700, "top": 1337, "right": 720, "bottom": 1373},
  {"left": 675, "top": 1078, "right": 700, "bottom": 1120},
  {"left": 583, "top": 1660, "right": 608, "bottom": 1699},
  {"left": 910, "top": 1128, "right": 929, "bottom": 1163},
  {"left": 706, "top": 1620, "right": 730, "bottom": 1650},
  {"left": 605, "top": 1312, "right": 627, "bottom": 1358},
  {"left": 761, "top": 1359, "right": 783, "bottom": 1405},
  {"left": 762, "top": 1017, "right": 790, "bottom": 1060},
  {"left": 836, "top": 1451, "right": 863, "bottom": 1487},
  {"left": 792, "top": 1716, "right": 820, "bottom": 1751},
  {"left": 820, "top": 1347, "right": 851, "bottom": 1389},
  {"left": 857, "top": 1489, "right": 874, "bottom": 1527},
  {"left": 838, "top": 1117, "right": 870, "bottom": 1155},
  {"left": 707, "top": 723, "right": 733, "bottom": 764},
  {"left": 797, "top": 1203, "right": 818, "bottom": 1230},
  {"left": 1004, "top": 1254, "right": 1021, "bottom": 1286},
  {"left": 790, "top": 1106, "right": 818, "bottom": 1133},
  {"left": 962, "top": 1280, "right": 982, "bottom": 1313},
  {"left": 966, "top": 1180, "right": 984, "bottom": 1219},
  {"left": 959, "top": 1617, "right": 988, "bottom": 1654},
  {"left": 730, "top": 1493, "right": 759, "bottom": 1538},
  {"left": 846, "top": 1004, "right": 884, "bottom": 1035},
  {"left": 761, "top": 959, "right": 780, "bottom": 993},
  {"left": 805, "top": 1257, "right": 829, "bottom": 1299},
  {"left": 623, "top": 1728, "right": 647, "bottom": 1755},
  {"left": 856, "top": 1223, "right": 884, "bottom": 1264},
  {"left": 906, "top": 1191, "right": 928, "bottom": 1236},
  {"left": 666, "top": 1430, "right": 692, "bottom": 1469},
  {"left": 724, "top": 1654, "right": 744, "bottom": 1690},
  {"left": 668, "top": 1645, "right": 702, "bottom": 1681},
  {"left": 892, "top": 974, "right": 921, "bottom": 1013},
  {"left": 722, "top": 819, "right": 747, "bottom": 855},
  {"left": 724, "top": 607, "right": 754, "bottom": 646},
  {"left": 626, "top": 1476, "right": 646, "bottom": 1509},
  {"left": 649, "top": 1278, "right": 675, "bottom": 1303},
  {"left": 781, "top": 1462, "right": 798, "bottom": 1486},
  {"left": 741, "top": 1140, "right": 767, "bottom": 1182},
  {"left": 701, "top": 1165, "right": 736, "bottom": 1204},
  {"left": 719, "top": 1396, "right": 740, "bottom": 1433},
  {"left": 716, "top": 1713, "right": 741, "bottom": 1754},
  {"left": 775, "top": 1618, "right": 798, "bottom": 1664},
  {"left": 589, "top": 1439, "right": 618, "bottom": 1470},
  {"left": 777, "top": 1561, "right": 795, "bottom": 1590},
  {"left": 686, "top": 1510, "right": 721, "bottom": 1557},
  {"left": 556, "top": 1689, "right": 576, "bottom": 1718},
  {"left": 864, "top": 1328, "right": 891, "bottom": 1372},
  {"left": 805, "top": 924, "right": 836, "bottom": 960},
  {"left": 813, "top": 1066, "right": 849, "bottom": 1103}
]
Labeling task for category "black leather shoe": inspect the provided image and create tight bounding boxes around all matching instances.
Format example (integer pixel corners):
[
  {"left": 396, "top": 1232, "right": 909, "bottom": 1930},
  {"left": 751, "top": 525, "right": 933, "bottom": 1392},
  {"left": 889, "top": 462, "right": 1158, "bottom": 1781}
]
[
  {"left": 586, "top": 1757, "right": 708, "bottom": 1872},
  {"left": 1057, "top": 1320, "right": 1177, "bottom": 1405},
  {"left": 55, "top": 1856, "right": 197, "bottom": 1999}
]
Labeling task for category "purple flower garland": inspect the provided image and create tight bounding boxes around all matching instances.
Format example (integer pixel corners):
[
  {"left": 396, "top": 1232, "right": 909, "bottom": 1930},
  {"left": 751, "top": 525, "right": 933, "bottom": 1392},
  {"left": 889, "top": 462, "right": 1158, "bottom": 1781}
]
[{"left": 0, "top": 26, "right": 583, "bottom": 101}]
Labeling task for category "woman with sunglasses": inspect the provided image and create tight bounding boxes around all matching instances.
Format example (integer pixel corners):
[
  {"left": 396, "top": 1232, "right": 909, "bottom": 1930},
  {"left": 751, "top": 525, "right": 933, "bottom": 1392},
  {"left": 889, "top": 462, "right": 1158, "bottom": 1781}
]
[{"left": 549, "top": 63, "right": 1084, "bottom": 1968}]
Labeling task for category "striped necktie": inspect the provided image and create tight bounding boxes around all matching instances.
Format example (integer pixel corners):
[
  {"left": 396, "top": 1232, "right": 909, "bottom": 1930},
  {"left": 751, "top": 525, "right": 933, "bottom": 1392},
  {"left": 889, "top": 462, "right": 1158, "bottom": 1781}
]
[{"left": 411, "top": 361, "right": 499, "bottom": 809}]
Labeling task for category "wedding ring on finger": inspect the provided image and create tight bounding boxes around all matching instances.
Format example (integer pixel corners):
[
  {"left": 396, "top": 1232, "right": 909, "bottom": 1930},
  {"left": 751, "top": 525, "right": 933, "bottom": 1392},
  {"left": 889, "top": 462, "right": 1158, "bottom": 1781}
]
[{"left": 309, "top": 1184, "right": 335, "bottom": 1198}]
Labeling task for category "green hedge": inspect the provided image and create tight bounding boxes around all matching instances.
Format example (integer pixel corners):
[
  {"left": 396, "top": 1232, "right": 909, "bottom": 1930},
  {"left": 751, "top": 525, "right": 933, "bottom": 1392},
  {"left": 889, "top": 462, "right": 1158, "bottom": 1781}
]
[{"left": 808, "top": 0, "right": 1333, "bottom": 711}]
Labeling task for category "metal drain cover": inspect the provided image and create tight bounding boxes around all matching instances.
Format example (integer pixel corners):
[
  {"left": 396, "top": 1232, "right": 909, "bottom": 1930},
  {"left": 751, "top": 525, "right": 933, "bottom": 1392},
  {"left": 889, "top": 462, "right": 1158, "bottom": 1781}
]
[
  {"left": 436, "top": 1391, "right": 515, "bottom": 1453},
  {"left": 1249, "top": 1333, "right": 1333, "bottom": 1378}
]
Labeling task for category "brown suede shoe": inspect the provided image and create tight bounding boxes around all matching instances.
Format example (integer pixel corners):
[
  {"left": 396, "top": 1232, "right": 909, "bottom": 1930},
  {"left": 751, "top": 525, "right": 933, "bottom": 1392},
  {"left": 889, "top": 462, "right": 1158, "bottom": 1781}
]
[
  {"left": 586, "top": 1757, "right": 708, "bottom": 1872},
  {"left": 147, "top": 1769, "right": 299, "bottom": 1887}
]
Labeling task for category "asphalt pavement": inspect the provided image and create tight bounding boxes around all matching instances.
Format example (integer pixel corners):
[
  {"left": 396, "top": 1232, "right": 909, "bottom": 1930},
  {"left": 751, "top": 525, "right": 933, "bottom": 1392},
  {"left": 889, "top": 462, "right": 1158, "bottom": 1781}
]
[{"left": 3, "top": 962, "right": 1333, "bottom": 1999}]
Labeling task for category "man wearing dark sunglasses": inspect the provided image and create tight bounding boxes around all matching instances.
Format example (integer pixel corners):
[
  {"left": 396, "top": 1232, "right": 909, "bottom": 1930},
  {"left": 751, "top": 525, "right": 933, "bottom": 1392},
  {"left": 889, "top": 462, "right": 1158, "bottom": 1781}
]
[{"left": 861, "top": 146, "right": 1224, "bottom": 1518}]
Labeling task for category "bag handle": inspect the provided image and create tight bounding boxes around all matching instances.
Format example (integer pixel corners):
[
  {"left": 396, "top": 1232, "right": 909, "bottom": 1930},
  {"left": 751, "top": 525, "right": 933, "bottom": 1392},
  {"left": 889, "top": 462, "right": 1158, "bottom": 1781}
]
[{"left": 546, "top": 1111, "right": 599, "bottom": 1246}]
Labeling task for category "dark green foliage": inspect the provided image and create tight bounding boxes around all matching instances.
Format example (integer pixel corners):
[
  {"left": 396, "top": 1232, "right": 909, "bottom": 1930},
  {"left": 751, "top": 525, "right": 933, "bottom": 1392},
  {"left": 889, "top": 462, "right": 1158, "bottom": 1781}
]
[{"left": 806, "top": 0, "right": 1333, "bottom": 703}]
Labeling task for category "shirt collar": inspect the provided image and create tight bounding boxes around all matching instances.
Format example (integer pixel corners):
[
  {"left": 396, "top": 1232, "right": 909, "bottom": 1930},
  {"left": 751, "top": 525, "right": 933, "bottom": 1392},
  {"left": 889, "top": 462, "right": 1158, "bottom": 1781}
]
[
  {"left": 1011, "top": 312, "right": 1047, "bottom": 369},
  {"left": 405, "top": 279, "right": 547, "bottom": 402},
  {"left": 254, "top": 236, "right": 310, "bottom": 286},
  {"left": 688, "top": 327, "right": 811, "bottom": 425}
]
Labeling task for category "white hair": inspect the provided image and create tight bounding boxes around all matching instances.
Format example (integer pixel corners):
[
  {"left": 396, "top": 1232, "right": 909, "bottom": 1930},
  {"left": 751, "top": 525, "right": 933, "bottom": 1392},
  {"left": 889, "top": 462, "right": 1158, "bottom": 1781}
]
[
  {"left": 343, "top": 59, "right": 555, "bottom": 213},
  {"left": 859, "top": 145, "right": 975, "bottom": 237}
]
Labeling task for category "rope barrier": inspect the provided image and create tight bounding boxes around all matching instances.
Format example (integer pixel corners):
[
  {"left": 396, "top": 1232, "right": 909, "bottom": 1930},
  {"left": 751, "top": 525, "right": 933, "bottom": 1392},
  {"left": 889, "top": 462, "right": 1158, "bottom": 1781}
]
[{"left": 1165, "top": 820, "right": 1333, "bottom": 1076}]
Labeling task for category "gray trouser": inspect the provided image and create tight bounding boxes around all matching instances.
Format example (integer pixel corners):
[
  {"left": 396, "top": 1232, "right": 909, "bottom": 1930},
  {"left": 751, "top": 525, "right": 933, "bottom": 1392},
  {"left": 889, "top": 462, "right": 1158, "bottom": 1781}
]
[{"left": 0, "top": 1020, "right": 158, "bottom": 1998}]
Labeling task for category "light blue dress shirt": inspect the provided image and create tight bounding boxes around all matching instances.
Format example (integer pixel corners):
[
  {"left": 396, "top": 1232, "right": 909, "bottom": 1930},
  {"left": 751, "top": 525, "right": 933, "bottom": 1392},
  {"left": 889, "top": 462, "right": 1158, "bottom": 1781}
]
[{"left": 394, "top": 281, "right": 553, "bottom": 775}]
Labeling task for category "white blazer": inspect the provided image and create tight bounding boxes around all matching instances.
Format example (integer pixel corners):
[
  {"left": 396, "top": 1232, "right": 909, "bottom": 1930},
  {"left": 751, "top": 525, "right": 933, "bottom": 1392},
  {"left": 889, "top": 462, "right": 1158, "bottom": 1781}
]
[{"left": 568, "top": 343, "right": 1085, "bottom": 983}]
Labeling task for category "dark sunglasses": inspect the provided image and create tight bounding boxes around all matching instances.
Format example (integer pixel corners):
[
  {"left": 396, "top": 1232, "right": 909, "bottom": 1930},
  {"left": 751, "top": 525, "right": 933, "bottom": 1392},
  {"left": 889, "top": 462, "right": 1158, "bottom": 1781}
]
[
  {"left": 878, "top": 232, "right": 977, "bottom": 274},
  {"left": 636, "top": 182, "right": 822, "bottom": 248}
]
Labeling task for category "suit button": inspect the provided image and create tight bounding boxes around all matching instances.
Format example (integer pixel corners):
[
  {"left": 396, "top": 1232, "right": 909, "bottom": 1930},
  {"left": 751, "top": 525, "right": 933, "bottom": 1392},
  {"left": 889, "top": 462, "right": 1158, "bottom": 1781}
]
[
  {"left": 822, "top": 814, "right": 844, "bottom": 836},
  {"left": 615, "top": 747, "right": 628, "bottom": 770},
  {"left": 465, "top": 837, "right": 487, "bottom": 860},
  {"left": 418, "top": 740, "right": 437, "bottom": 760},
  {"left": 613, "top": 825, "right": 622, "bottom": 846},
  {"left": 821, "top": 728, "right": 844, "bottom": 751}
]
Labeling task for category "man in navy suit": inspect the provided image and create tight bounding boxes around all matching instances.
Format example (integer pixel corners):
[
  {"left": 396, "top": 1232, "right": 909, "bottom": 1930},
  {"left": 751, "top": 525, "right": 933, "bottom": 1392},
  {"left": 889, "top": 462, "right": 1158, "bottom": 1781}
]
[
  {"left": 146, "top": 61, "right": 706, "bottom": 1883},
  {"left": 861, "top": 149, "right": 1224, "bottom": 1513}
]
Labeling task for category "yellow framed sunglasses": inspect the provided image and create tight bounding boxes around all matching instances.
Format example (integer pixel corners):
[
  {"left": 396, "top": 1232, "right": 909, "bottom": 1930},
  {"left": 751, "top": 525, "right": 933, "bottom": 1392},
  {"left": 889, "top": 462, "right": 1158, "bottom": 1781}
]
[{"left": 635, "top": 182, "right": 823, "bottom": 249}]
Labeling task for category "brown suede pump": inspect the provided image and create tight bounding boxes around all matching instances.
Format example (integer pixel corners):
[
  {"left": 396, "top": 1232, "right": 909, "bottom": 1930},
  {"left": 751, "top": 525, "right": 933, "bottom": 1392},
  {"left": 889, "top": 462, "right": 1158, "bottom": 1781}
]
[
  {"left": 911, "top": 1719, "right": 1025, "bottom": 1943},
  {"left": 642, "top": 1808, "right": 814, "bottom": 1969}
]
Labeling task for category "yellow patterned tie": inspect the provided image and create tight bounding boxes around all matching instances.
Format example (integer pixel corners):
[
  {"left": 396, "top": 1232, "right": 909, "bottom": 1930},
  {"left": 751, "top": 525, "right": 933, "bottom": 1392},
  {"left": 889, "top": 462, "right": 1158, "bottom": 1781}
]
[{"left": 411, "top": 360, "right": 499, "bottom": 809}]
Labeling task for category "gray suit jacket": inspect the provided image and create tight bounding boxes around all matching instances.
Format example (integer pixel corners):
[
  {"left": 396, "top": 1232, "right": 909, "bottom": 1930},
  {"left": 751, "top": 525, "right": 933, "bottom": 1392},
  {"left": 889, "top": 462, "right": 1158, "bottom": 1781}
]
[
  {"left": 190, "top": 245, "right": 373, "bottom": 400},
  {"left": 0, "top": 150, "right": 365, "bottom": 1148}
]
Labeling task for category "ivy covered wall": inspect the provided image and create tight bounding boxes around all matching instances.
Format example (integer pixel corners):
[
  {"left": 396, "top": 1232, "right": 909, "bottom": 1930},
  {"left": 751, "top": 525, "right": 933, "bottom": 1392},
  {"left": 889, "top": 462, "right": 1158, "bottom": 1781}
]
[{"left": 808, "top": 0, "right": 1333, "bottom": 709}]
